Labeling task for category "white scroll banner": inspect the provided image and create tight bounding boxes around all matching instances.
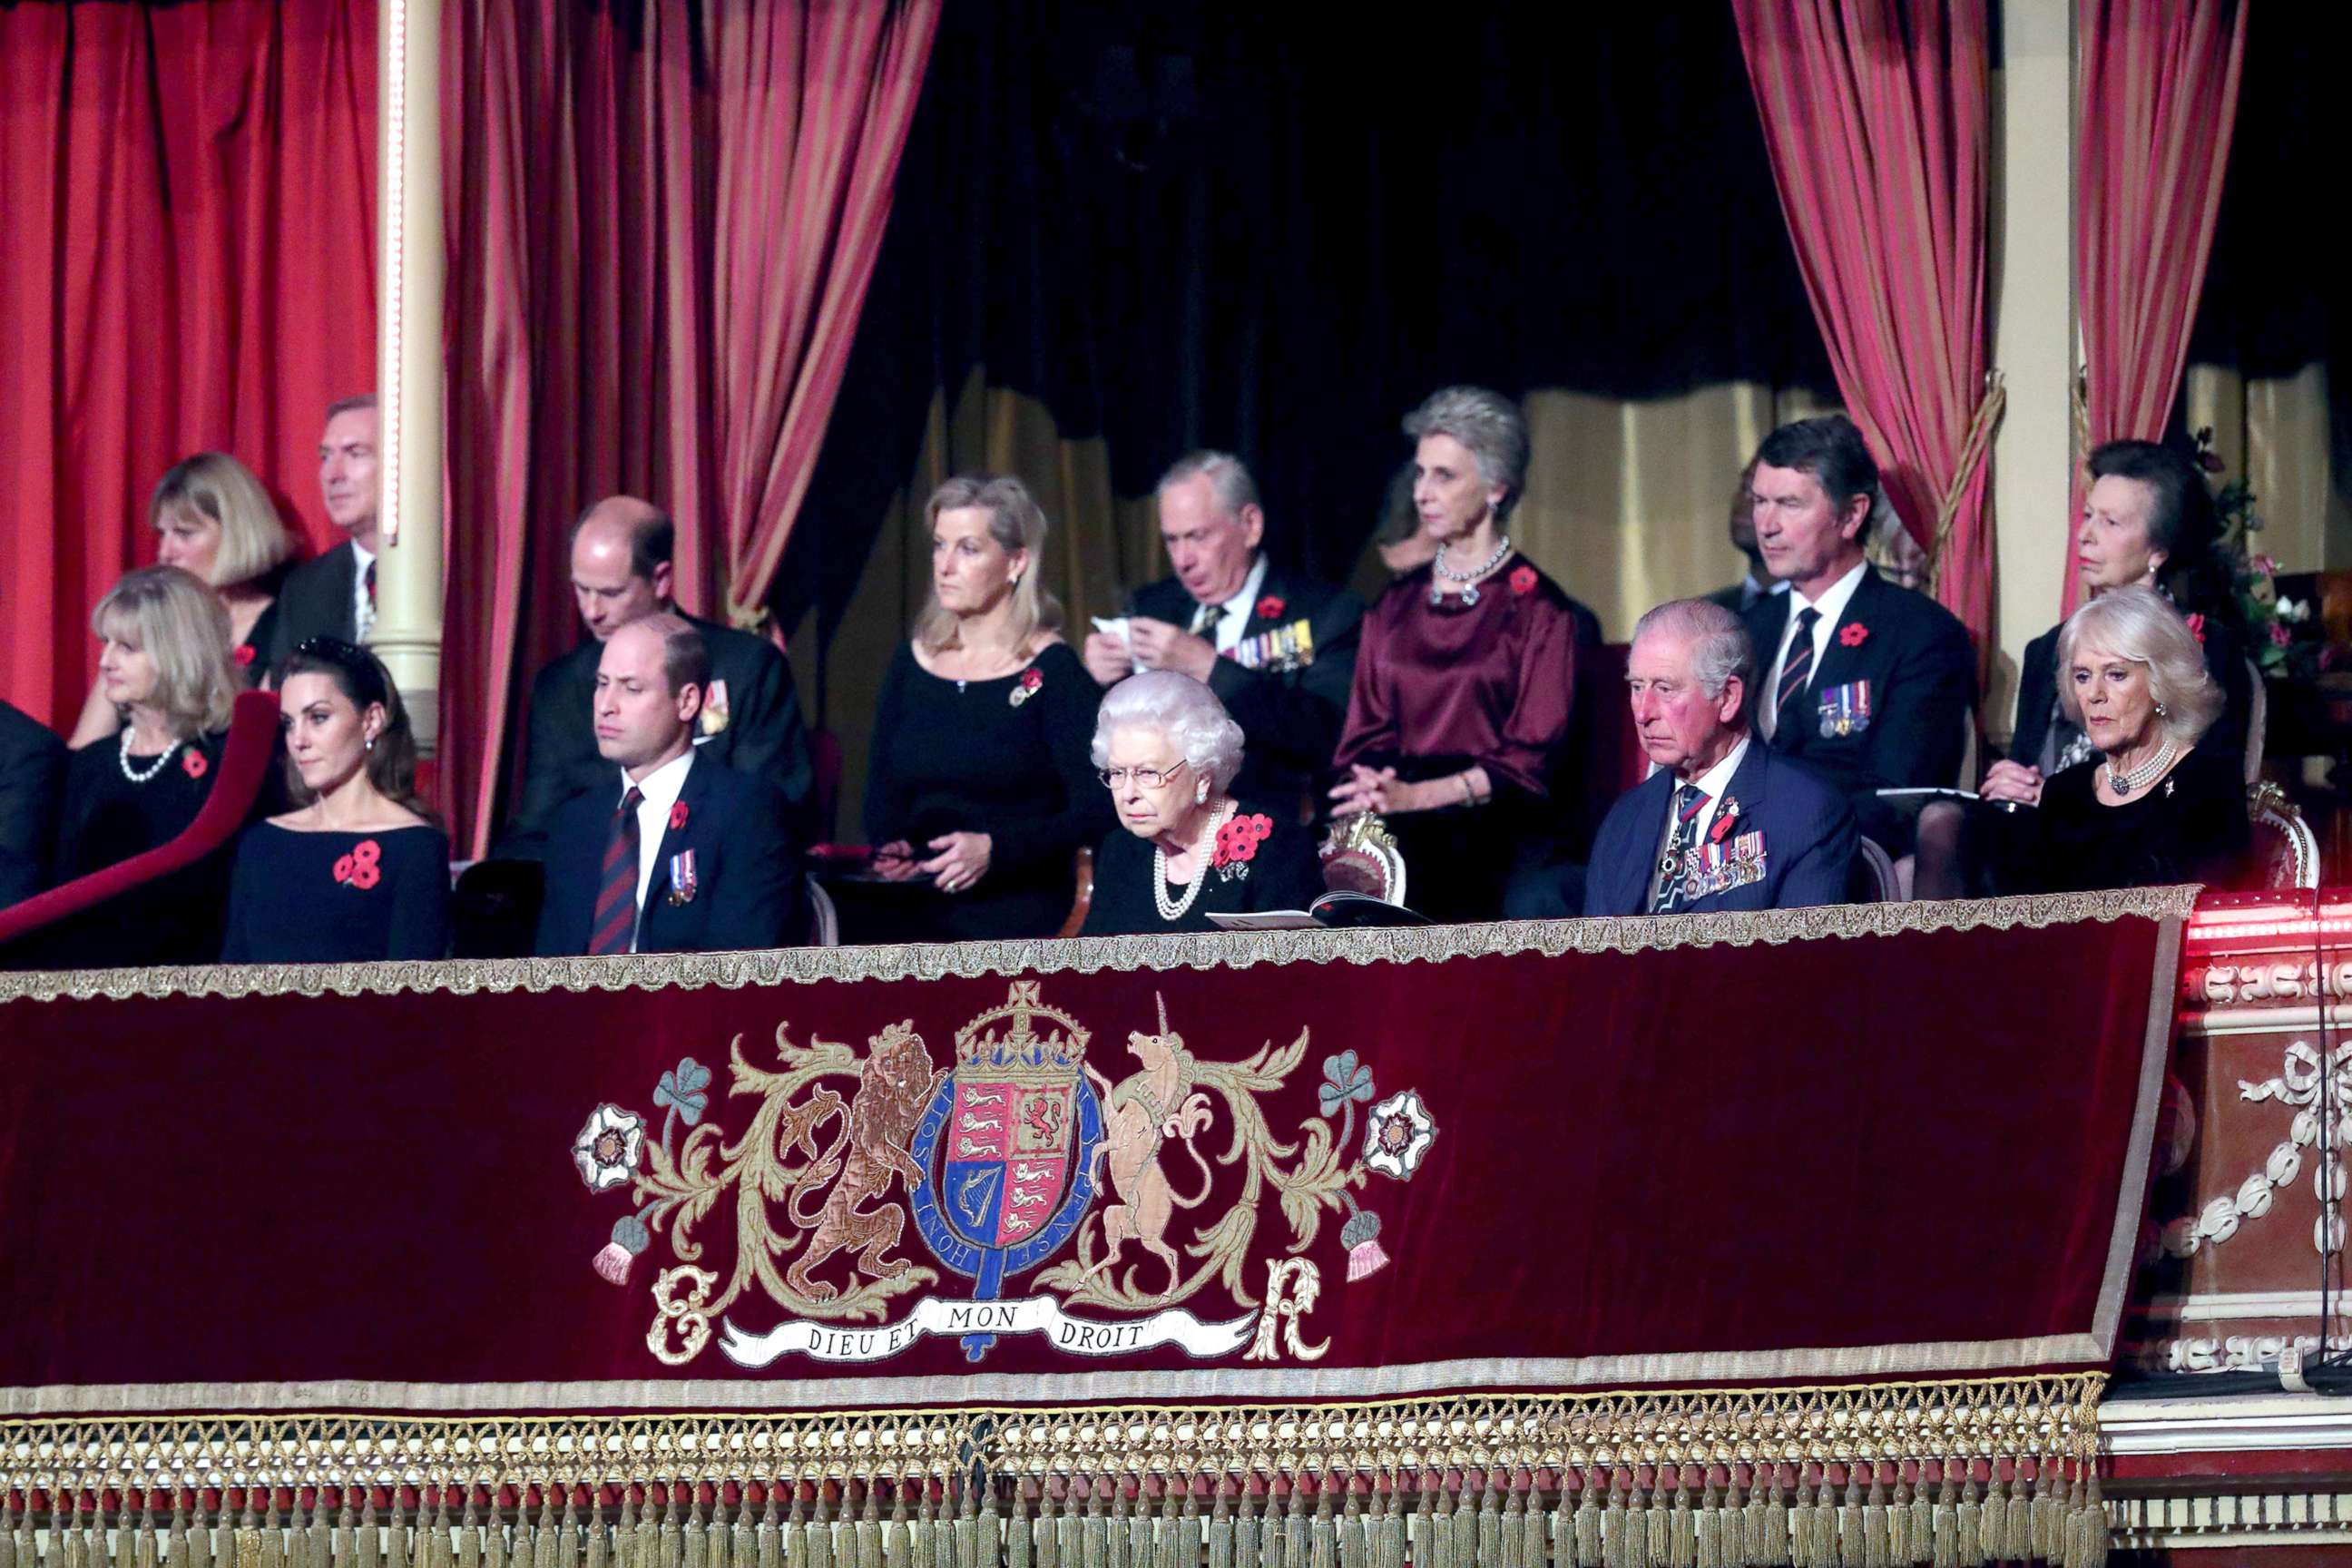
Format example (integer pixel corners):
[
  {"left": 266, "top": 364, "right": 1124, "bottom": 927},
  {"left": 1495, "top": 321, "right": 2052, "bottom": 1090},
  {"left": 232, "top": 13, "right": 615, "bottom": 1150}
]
[{"left": 718, "top": 1294, "right": 1259, "bottom": 1367}]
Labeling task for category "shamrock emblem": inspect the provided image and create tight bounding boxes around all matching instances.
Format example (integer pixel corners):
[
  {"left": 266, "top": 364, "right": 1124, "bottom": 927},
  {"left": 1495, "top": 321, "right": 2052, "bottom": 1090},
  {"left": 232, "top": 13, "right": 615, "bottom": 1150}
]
[
  {"left": 653, "top": 1057, "right": 713, "bottom": 1126},
  {"left": 1318, "top": 1050, "right": 1377, "bottom": 1117}
]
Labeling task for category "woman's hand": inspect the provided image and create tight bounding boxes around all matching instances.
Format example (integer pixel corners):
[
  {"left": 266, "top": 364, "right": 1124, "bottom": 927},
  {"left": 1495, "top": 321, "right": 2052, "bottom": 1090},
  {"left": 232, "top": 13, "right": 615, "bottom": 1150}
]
[
  {"left": 1979, "top": 760, "right": 2043, "bottom": 808},
  {"left": 920, "top": 831, "right": 994, "bottom": 894},
  {"left": 1328, "top": 764, "right": 1431, "bottom": 816},
  {"left": 871, "top": 840, "right": 922, "bottom": 881}
]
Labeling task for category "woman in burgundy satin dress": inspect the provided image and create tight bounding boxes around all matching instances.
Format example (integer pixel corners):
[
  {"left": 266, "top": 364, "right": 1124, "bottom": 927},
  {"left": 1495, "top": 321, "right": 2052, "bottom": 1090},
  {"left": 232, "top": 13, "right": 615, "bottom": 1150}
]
[{"left": 1332, "top": 387, "right": 1578, "bottom": 923}]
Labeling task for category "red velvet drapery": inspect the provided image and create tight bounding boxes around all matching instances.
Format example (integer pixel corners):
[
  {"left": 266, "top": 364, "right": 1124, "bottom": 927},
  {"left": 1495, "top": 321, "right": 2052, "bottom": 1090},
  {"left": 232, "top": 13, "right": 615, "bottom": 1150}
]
[
  {"left": 0, "top": 1, "right": 378, "bottom": 729},
  {"left": 1731, "top": 0, "right": 1998, "bottom": 653},
  {"left": 440, "top": 0, "right": 939, "bottom": 858},
  {"left": 2066, "top": 0, "right": 2248, "bottom": 617}
]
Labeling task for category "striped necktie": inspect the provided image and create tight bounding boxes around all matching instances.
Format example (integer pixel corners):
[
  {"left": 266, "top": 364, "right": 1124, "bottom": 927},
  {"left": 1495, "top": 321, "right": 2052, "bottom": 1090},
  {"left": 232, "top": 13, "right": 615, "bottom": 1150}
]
[
  {"left": 589, "top": 787, "right": 646, "bottom": 956},
  {"left": 1649, "top": 784, "right": 1710, "bottom": 915},
  {"left": 1773, "top": 606, "right": 1821, "bottom": 740}
]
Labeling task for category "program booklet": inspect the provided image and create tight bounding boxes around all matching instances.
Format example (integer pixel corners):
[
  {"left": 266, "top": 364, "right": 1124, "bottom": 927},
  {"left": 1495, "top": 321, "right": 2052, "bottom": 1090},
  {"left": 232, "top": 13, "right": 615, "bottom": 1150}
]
[{"left": 1205, "top": 890, "right": 1433, "bottom": 932}]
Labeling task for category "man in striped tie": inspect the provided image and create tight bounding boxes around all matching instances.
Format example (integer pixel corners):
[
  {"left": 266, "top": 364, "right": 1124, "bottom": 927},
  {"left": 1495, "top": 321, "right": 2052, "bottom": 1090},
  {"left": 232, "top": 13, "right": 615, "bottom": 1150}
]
[
  {"left": 534, "top": 615, "right": 806, "bottom": 956},
  {"left": 1583, "top": 599, "right": 1855, "bottom": 916}
]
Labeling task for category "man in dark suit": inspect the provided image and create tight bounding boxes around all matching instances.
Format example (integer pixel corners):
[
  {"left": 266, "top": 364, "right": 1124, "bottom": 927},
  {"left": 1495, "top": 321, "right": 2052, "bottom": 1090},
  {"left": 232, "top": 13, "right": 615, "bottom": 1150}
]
[
  {"left": 1585, "top": 599, "right": 1853, "bottom": 916},
  {"left": 1080, "top": 452, "right": 1361, "bottom": 818},
  {"left": 1739, "top": 416, "right": 1975, "bottom": 856},
  {"left": 0, "top": 699, "right": 64, "bottom": 906},
  {"left": 496, "top": 495, "right": 815, "bottom": 858},
  {"left": 270, "top": 394, "right": 381, "bottom": 666},
  {"left": 535, "top": 615, "right": 806, "bottom": 956}
]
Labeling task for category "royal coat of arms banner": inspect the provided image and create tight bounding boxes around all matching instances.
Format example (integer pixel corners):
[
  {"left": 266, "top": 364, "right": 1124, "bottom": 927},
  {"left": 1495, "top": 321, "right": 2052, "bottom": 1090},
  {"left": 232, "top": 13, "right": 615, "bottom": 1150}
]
[{"left": 0, "top": 893, "right": 2190, "bottom": 1568}]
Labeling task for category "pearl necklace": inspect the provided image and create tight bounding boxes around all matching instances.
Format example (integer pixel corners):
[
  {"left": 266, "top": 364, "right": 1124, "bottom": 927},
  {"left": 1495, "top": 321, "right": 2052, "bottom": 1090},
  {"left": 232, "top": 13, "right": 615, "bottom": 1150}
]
[
  {"left": 2105, "top": 738, "right": 2178, "bottom": 797},
  {"left": 1430, "top": 535, "right": 1513, "bottom": 608},
  {"left": 1154, "top": 799, "right": 1238, "bottom": 923},
  {"left": 118, "top": 728, "right": 182, "bottom": 785}
]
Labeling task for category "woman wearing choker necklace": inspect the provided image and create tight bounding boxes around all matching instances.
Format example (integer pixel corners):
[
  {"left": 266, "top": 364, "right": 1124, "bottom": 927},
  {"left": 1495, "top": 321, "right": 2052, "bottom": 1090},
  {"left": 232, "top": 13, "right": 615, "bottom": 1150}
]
[
  {"left": 1081, "top": 671, "right": 1320, "bottom": 936},
  {"left": 1330, "top": 387, "right": 1579, "bottom": 923},
  {"left": 220, "top": 639, "right": 448, "bottom": 963},
  {"left": 51, "top": 565, "right": 258, "bottom": 965},
  {"left": 862, "top": 475, "right": 1114, "bottom": 942},
  {"left": 1982, "top": 585, "right": 2248, "bottom": 892}
]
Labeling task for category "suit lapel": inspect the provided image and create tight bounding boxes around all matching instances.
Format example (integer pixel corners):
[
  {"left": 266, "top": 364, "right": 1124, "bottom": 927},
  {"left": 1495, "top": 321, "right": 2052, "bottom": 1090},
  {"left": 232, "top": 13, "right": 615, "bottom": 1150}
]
[
  {"left": 639, "top": 753, "right": 710, "bottom": 944},
  {"left": 1614, "top": 771, "right": 1675, "bottom": 914},
  {"left": 1805, "top": 564, "right": 1883, "bottom": 696},
  {"left": 1240, "top": 563, "right": 1289, "bottom": 636}
]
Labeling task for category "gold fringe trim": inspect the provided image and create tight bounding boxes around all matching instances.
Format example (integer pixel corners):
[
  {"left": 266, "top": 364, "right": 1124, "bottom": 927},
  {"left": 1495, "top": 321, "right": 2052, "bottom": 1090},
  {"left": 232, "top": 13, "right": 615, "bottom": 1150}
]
[
  {"left": 0, "top": 1381, "right": 2109, "bottom": 1565},
  {"left": 0, "top": 888, "right": 2199, "bottom": 1004}
]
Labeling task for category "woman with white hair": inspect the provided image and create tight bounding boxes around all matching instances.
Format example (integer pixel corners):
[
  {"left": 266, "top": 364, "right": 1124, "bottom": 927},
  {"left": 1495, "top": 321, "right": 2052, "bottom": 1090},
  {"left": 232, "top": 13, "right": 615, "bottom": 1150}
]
[
  {"left": 1331, "top": 386, "right": 1580, "bottom": 922},
  {"left": 1981, "top": 584, "right": 2248, "bottom": 891},
  {"left": 1082, "top": 671, "right": 1321, "bottom": 935},
  {"left": 864, "top": 475, "right": 1113, "bottom": 941}
]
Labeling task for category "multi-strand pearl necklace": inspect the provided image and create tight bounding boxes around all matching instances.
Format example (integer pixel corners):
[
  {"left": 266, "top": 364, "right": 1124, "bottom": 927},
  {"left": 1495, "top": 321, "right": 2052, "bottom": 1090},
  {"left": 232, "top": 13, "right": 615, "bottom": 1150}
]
[
  {"left": 2105, "top": 738, "right": 2178, "bottom": 798},
  {"left": 1154, "top": 798, "right": 1238, "bottom": 923},
  {"left": 117, "top": 728, "right": 181, "bottom": 785}
]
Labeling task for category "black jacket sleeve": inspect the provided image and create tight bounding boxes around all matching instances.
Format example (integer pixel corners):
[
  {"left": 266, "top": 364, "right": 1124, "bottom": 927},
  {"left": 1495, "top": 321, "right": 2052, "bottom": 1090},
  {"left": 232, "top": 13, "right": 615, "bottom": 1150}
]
[
  {"left": 706, "top": 779, "right": 806, "bottom": 950},
  {"left": 498, "top": 657, "right": 593, "bottom": 861},
  {"left": 0, "top": 710, "right": 64, "bottom": 906}
]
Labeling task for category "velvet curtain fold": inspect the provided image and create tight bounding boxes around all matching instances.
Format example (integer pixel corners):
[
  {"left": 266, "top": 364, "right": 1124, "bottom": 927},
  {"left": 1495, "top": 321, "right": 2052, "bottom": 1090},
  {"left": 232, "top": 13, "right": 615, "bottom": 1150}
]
[
  {"left": 0, "top": 0, "right": 378, "bottom": 728},
  {"left": 2068, "top": 0, "right": 2249, "bottom": 615},
  {"left": 1730, "top": 0, "right": 1998, "bottom": 653},
  {"left": 439, "top": 0, "right": 938, "bottom": 857}
]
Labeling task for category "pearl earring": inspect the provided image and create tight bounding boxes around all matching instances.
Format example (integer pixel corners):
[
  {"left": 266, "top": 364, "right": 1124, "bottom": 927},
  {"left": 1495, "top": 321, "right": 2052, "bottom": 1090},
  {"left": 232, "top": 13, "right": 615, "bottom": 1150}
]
[
  {"left": 2154, "top": 701, "right": 2168, "bottom": 719},
  {"left": 1195, "top": 779, "right": 1209, "bottom": 805}
]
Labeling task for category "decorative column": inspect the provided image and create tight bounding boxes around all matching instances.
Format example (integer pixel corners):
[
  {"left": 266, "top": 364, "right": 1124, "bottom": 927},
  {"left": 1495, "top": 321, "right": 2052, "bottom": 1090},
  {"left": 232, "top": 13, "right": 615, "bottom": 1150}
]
[
  {"left": 1986, "top": 0, "right": 2075, "bottom": 743},
  {"left": 369, "top": 0, "right": 446, "bottom": 753}
]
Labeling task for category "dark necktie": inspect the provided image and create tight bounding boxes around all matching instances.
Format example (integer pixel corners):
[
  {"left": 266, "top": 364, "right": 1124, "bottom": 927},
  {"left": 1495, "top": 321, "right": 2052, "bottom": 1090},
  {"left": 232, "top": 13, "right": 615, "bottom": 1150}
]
[
  {"left": 1774, "top": 606, "right": 1821, "bottom": 740},
  {"left": 589, "top": 787, "right": 646, "bottom": 956},
  {"left": 1650, "top": 784, "right": 1710, "bottom": 915},
  {"left": 358, "top": 559, "right": 377, "bottom": 641},
  {"left": 1196, "top": 603, "right": 1225, "bottom": 637}
]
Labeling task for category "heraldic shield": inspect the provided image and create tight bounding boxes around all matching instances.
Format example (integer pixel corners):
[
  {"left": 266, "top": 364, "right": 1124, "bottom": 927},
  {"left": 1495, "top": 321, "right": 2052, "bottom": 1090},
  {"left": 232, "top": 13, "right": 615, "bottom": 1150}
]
[{"left": 910, "top": 982, "right": 1103, "bottom": 1358}]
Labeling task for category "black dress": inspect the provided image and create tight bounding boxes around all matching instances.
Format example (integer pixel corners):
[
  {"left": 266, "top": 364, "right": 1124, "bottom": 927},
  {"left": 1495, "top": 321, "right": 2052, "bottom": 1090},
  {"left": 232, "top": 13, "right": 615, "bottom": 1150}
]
[
  {"left": 1082, "top": 803, "right": 1324, "bottom": 936},
  {"left": 49, "top": 731, "right": 240, "bottom": 965},
  {"left": 1991, "top": 745, "right": 2249, "bottom": 894},
  {"left": 235, "top": 600, "right": 280, "bottom": 688},
  {"left": 220, "top": 822, "right": 451, "bottom": 963},
  {"left": 862, "top": 642, "right": 1115, "bottom": 941}
]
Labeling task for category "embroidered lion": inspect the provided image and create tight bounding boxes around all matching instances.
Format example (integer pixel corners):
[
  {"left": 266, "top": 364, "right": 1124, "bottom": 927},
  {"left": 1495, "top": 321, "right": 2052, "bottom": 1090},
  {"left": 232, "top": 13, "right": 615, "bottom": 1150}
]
[{"left": 780, "top": 1022, "right": 938, "bottom": 1300}]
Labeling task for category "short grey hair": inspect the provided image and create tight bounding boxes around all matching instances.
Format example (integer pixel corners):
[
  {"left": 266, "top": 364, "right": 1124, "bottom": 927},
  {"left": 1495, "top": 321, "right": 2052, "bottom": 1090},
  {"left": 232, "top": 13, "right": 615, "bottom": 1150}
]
[
  {"left": 1091, "top": 670, "right": 1247, "bottom": 793},
  {"left": 2055, "top": 583, "right": 2222, "bottom": 748},
  {"left": 1158, "top": 450, "right": 1259, "bottom": 518},
  {"left": 1403, "top": 386, "right": 1530, "bottom": 519},
  {"left": 1631, "top": 598, "right": 1755, "bottom": 703}
]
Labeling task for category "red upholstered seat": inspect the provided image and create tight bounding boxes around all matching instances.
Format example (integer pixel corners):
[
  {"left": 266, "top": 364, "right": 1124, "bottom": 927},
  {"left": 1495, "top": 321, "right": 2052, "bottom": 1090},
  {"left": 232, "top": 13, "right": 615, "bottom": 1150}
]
[{"left": 0, "top": 689, "right": 280, "bottom": 951}]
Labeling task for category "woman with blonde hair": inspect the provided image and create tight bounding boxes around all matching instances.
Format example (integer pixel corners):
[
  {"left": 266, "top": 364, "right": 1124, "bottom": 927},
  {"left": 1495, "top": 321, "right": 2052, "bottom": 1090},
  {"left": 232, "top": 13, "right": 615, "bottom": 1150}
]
[
  {"left": 1983, "top": 584, "right": 2248, "bottom": 891},
  {"left": 51, "top": 565, "right": 260, "bottom": 964},
  {"left": 68, "top": 453, "right": 298, "bottom": 746},
  {"left": 862, "top": 475, "right": 1113, "bottom": 941}
]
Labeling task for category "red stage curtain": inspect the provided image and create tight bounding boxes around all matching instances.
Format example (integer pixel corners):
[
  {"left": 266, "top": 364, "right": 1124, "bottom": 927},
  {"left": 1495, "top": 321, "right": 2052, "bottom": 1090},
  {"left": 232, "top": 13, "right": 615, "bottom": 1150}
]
[
  {"left": 0, "top": 1, "right": 378, "bottom": 729},
  {"left": 2066, "top": 0, "right": 2248, "bottom": 616},
  {"left": 1731, "top": 0, "right": 1999, "bottom": 654},
  {"left": 439, "top": 1, "right": 938, "bottom": 858}
]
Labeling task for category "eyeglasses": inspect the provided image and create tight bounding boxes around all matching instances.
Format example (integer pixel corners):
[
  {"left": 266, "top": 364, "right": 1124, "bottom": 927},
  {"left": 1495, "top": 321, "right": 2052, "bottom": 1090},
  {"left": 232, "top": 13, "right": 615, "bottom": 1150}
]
[{"left": 1097, "top": 760, "right": 1190, "bottom": 789}]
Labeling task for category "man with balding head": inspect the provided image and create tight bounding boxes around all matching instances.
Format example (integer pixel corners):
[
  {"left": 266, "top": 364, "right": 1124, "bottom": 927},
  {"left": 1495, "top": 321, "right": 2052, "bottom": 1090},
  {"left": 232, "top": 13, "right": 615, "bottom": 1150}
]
[
  {"left": 534, "top": 615, "right": 806, "bottom": 956},
  {"left": 497, "top": 495, "right": 814, "bottom": 858},
  {"left": 1583, "top": 598, "right": 1854, "bottom": 916}
]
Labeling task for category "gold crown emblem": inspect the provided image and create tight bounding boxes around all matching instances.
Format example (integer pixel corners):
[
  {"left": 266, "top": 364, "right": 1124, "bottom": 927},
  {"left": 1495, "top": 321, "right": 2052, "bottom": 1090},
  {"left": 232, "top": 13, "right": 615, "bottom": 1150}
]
[{"left": 955, "top": 981, "right": 1090, "bottom": 1073}]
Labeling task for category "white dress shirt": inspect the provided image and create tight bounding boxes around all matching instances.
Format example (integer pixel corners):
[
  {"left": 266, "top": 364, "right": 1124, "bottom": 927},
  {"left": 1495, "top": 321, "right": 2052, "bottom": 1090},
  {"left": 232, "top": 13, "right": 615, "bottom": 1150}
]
[
  {"left": 621, "top": 749, "right": 697, "bottom": 949},
  {"left": 1760, "top": 558, "right": 1867, "bottom": 741},
  {"left": 351, "top": 542, "right": 377, "bottom": 642},
  {"left": 1188, "top": 554, "right": 1269, "bottom": 655}
]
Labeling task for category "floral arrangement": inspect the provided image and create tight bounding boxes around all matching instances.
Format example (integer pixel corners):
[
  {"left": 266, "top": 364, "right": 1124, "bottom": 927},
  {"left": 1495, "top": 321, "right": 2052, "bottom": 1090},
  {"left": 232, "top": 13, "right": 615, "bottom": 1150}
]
[{"left": 2196, "top": 427, "right": 2319, "bottom": 680}]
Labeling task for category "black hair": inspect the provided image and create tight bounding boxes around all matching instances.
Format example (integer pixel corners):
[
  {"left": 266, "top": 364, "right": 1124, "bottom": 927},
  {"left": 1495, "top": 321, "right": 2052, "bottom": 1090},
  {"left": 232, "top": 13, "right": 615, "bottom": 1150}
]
[
  {"left": 280, "top": 637, "right": 434, "bottom": 818},
  {"left": 1751, "top": 414, "right": 1879, "bottom": 518}
]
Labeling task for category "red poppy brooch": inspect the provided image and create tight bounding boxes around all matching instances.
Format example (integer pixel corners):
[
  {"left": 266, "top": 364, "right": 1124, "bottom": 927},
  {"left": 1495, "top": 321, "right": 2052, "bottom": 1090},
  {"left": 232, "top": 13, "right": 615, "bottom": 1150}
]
[
  {"left": 1009, "top": 666, "right": 1045, "bottom": 708},
  {"left": 1508, "top": 564, "right": 1539, "bottom": 597},
  {"left": 1256, "top": 594, "right": 1287, "bottom": 622},
  {"left": 2184, "top": 612, "right": 2207, "bottom": 645},
  {"left": 1838, "top": 622, "right": 1870, "bottom": 648},
  {"left": 233, "top": 644, "right": 256, "bottom": 669},
  {"left": 1212, "top": 813, "right": 1275, "bottom": 882},
  {"left": 333, "top": 838, "right": 383, "bottom": 891},
  {"left": 181, "top": 750, "right": 208, "bottom": 780},
  {"left": 669, "top": 801, "right": 690, "bottom": 832}
]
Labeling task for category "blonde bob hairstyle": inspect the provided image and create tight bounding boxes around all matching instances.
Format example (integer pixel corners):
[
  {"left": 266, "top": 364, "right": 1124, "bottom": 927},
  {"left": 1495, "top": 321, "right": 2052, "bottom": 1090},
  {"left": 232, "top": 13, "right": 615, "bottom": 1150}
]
[
  {"left": 91, "top": 565, "right": 240, "bottom": 740},
  {"left": 913, "top": 474, "right": 1063, "bottom": 654},
  {"left": 2055, "top": 583, "right": 2223, "bottom": 750},
  {"left": 150, "top": 452, "right": 296, "bottom": 588}
]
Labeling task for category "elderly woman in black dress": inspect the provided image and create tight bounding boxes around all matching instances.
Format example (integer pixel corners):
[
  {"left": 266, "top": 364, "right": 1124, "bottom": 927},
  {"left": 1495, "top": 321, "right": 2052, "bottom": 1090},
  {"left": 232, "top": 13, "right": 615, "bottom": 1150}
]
[
  {"left": 1983, "top": 585, "right": 2248, "bottom": 891},
  {"left": 51, "top": 565, "right": 248, "bottom": 964},
  {"left": 863, "top": 475, "right": 1114, "bottom": 941},
  {"left": 220, "top": 639, "right": 448, "bottom": 963},
  {"left": 1082, "top": 671, "right": 1321, "bottom": 935}
]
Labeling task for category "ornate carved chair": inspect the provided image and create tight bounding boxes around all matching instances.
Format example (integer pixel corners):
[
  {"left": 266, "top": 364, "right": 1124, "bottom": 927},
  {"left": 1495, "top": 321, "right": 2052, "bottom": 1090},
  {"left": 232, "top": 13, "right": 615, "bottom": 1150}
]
[
  {"left": 1318, "top": 812, "right": 1406, "bottom": 906},
  {"left": 2248, "top": 780, "right": 2319, "bottom": 892}
]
